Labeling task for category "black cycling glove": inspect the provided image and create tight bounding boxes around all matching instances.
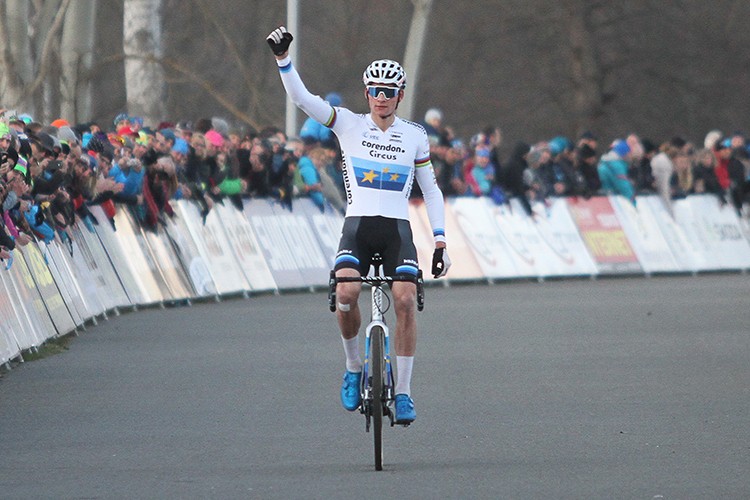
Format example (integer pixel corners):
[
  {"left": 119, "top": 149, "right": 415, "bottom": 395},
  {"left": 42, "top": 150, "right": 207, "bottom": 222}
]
[
  {"left": 266, "top": 27, "right": 294, "bottom": 56},
  {"left": 431, "top": 247, "right": 451, "bottom": 278}
]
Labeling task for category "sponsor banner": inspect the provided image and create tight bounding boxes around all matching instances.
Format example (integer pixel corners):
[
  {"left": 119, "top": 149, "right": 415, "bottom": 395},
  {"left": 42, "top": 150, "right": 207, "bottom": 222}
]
[
  {"left": 566, "top": 196, "right": 642, "bottom": 273},
  {"left": 88, "top": 205, "right": 149, "bottom": 304},
  {"left": 17, "top": 244, "right": 77, "bottom": 336},
  {"left": 448, "top": 197, "right": 519, "bottom": 278},
  {"left": 40, "top": 242, "right": 89, "bottom": 325},
  {"left": 214, "top": 202, "right": 276, "bottom": 292},
  {"left": 296, "top": 198, "right": 344, "bottom": 271},
  {"left": 612, "top": 196, "right": 680, "bottom": 273},
  {"left": 0, "top": 270, "right": 26, "bottom": 362},
  {"left": 268, "top": 200, "right": 331, "bottom": 287},
  {"left": 163, "top": 206, "right": 216, "bottom": 296},
  {"left": 525, "top": 198, "right": 599, "bottom": 277},
  {"left": 673, "top": 195, "right": 750, "bottom": 270},
  {"left": 243, "top": 199, "right": 307, "bottom": 289},
  {"left": 410, "top": 200, "right": 484, "bottom": 281},
  {"left": 61, "top": 229, "right": 107, "bottom": 317},
  {"left": 486, "top": 200, "right": 540, "bottom": 277},
  {"left": 640, "top": 196, "right": 706, "bottom": 271},
  {"left": 740, "top": 216, "right": 750, "bottom": 245},
  {"left": 73, "top": 221, "right": 132, "bottom": 308},
  {"left": 5, "top": 250, "right": 60, "bottom": 347},
  {"left": 176, "top": 200, "right": 250, "bottom": 295},
  {"left": 140, "top": 225, "right": 194, "bottom": 301},
  {"left": 109, "top": 209, "right": 168, "bottom": 303}
]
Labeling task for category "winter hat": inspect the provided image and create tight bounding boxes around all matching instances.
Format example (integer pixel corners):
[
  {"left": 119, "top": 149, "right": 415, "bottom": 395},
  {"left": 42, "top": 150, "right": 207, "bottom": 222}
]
[
  {"left": 205, "top": 130, "right": 224, "bottom": 148},
  {"left": 612, "top": 139, "right": 631, "bottom": 158},
  {"left": 172, "top": 137, "right": 189, "bottom": 156},
  {"left": 325, "top": 92, "right": 342, "bottom": 106}
]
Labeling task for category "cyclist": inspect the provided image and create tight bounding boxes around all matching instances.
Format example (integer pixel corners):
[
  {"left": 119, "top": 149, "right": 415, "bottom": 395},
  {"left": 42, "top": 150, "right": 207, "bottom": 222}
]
[{"left": 267, "top": 27, "right": 451, "bottom": 424}]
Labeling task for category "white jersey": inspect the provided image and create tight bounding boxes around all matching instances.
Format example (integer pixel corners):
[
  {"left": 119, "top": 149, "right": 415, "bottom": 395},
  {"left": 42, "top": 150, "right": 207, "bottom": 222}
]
[{"left": 276, "top": 56, "right": 446, "bottom": 244}]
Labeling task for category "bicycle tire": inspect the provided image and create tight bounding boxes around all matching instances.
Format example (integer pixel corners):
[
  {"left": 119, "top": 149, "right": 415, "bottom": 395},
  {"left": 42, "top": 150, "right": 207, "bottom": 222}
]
[{"left": 370, "top": 325, "right": 385, "bottom": 471}]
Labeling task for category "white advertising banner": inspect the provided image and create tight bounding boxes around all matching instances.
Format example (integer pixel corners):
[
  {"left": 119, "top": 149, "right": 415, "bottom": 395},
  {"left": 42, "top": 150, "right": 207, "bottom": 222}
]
[
  {"left": 673, "top": 196, "right": 750, "bottom": 270},
  {"left": 163, "top": 207, "right": 217, "bottom": 297},
  {"left": 41, "top": 241, "right": 90, "bottom": 325},
  {"left": 88, "top": 205, "right": 149, "bottom": 304},
  {"left": 448, "top": 197, "right": 519, "bottom": 278},
  {"left": 140, "top": 227, "right": 194, "bottom": 301},
  {"left": 214, "top": 202, "right": 276, "bottom": 292},
  {"left": 526, "top": 198, "right": 599, "bottom": 277},
  {"left": 73, "top": 221, "right": 132, "bottom": 308},
  {"left": 612, "top": 195, "right": 681, "bottom": 273},
  {"left": 176, "top": 200, "right": 250, "bottom": 295},
  {"left": 109, "top": 209, "right": 168, "bottom": 304},
  {"left": 64, "top": 228, "right": 108, "bottom": 317},
  {"left": 0, "top": 270, "right": 25, "bottom": 362},
  {"left": 640, "top": 196, "right": 706, "bottom": 271},
  {"left": 243, "top": 199, "right": 307, "bottom": 289},
  {"left": 268, "top": 201, "right": 331, "bottom": 288},
  {"left": 295, "top": 198, "right": 344, "bottom": 271}
]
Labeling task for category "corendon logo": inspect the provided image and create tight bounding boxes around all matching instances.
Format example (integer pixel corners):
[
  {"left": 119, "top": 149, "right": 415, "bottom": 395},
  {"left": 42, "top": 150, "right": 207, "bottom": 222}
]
[{"left": 361, "top": 140, "right": 405, "bottom": 160}]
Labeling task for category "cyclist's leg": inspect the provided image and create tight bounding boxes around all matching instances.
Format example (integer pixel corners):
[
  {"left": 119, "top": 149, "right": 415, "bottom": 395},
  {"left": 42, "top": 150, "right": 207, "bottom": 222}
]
[
  {"left": 334, "top": 217, "right": 372, "bottom": 367},
  {"left": 383, "top": 220, "right": 419, "bottom": 411}
]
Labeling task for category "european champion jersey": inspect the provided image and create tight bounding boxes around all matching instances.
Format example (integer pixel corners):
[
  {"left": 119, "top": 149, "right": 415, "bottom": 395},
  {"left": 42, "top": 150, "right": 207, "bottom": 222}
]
[{"left": 277, "top": 56, "right": 446, "bottom": 244}]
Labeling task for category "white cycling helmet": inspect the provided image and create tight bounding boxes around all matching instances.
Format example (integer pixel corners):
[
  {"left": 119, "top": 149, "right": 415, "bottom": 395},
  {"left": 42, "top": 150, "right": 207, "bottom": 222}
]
[{"left": 362, "top": 59, "right": 407, "bottom": 89}]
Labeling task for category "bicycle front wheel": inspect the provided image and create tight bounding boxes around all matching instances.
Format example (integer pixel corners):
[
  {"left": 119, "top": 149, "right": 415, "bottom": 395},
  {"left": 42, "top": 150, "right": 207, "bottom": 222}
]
[{"left": 370, "top": 325, "right": 385, "bottom": 471}]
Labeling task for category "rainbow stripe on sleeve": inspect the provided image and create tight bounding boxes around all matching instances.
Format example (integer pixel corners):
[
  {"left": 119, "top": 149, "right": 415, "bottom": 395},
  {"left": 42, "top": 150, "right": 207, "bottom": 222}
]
[{"left": 415, "top": 156, "right": 431, "bottom": 168}]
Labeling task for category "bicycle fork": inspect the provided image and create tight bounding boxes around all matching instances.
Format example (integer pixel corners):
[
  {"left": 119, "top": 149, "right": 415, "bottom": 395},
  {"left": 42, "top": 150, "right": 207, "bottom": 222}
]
[{"left": 361, "top": 286, "right": 396, "bottom": 428}]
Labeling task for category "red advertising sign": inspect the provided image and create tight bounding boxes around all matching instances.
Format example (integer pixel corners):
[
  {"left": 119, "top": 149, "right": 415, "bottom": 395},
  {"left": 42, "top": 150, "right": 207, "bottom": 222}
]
[{"left": 566, "top": 197, "right": 642, "bottom": 273}]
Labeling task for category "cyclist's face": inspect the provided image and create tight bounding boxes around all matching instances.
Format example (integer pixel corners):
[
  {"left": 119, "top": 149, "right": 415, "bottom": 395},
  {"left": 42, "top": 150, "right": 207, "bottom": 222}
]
[{"left": 365, "top": 87, "right": 402, "bottom": 119}]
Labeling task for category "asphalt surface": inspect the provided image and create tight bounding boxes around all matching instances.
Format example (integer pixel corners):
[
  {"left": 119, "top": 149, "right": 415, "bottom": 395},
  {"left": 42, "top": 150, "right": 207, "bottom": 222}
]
[{"left": 1, "top": 274, "right": 749, "bottom": 499}]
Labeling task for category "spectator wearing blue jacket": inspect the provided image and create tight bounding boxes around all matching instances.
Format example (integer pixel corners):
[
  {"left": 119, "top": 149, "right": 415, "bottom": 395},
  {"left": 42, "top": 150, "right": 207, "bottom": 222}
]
[
  {"left": 598, "top": 139, "right": 635, "bottom": 204},
  {"left": 109, "top": 156, "right": 145, "bottom": 197},
  {"left": 296, "top": 147, "right": 327, "bottom": 211}
]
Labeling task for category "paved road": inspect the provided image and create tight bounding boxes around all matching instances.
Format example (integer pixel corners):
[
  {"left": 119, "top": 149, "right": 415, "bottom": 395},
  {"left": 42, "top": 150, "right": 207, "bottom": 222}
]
[{"left": 1, "top": 274, "right": 749, "bottom": 499}]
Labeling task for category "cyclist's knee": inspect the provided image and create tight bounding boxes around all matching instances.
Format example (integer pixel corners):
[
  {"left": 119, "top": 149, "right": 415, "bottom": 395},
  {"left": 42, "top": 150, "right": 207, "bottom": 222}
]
[
  {"left": 393, "top": 286, "right": 416, "bottom": 314},
  {"left": 336, "top": 282, "right": 360, "bottom": 309}
]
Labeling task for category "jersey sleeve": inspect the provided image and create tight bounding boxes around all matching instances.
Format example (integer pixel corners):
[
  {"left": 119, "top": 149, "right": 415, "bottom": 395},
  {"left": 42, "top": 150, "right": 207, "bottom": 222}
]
[
  {"left": 414, "top": 133, "right": 447, "bottom": 245},
  {"left": 276, "top": 56, "right": 338, "bottom": 130}
]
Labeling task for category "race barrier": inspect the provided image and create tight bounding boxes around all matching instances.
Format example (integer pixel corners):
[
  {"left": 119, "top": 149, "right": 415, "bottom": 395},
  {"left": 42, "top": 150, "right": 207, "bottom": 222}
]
[{"left": 2, "top": 193, "right": 749, "bottom": 366}]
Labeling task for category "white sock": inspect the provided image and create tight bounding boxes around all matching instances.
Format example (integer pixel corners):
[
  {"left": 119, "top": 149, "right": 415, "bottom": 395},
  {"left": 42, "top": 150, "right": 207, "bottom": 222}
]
[
  {"left": 342, "top": 336, "right": 362, "bottom": 372},
  {"left": 395, "top": 356, "right": 414, "bottom": 396}
]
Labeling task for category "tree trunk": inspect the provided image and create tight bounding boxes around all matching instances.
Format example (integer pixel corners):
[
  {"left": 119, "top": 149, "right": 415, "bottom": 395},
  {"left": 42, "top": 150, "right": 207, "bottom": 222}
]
[
  {"left": 400, "top": 0, "right": 433, "bottom": 122},
  {"left": 60, "top": 0, "right": 96, "bottom": 123},
  {"left": 0, "top": 1, "right": 33, "bottom": 113},
  {"left": 563, "top": 0, "right": 603, "bottom": 136},
  {"left": 123, "top": 0, "right": 165, "bottom": 127}
]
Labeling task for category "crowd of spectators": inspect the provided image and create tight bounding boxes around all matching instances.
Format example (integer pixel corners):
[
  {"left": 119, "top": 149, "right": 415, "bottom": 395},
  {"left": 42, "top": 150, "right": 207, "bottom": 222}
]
[
  {"left": 1, "top": 102, "right": 749, "bottom": 265},
  {"left": 417, "top": 107, "right": 750, "bottom": 218}
]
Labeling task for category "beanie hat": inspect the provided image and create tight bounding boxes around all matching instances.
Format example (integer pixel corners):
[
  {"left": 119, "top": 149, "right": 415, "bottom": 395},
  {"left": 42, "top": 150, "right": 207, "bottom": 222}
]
[
  {"left": 612, "top": 139, "right": 631, "bottom": 158},
  {"left": 205, "top": 130, "right": 224, "bottom": 148}
]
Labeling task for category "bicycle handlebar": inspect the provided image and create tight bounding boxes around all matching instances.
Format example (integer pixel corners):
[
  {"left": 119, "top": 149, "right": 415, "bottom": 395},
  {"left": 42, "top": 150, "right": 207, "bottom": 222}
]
[{"left": 328, "top": 271, "right": 425, "bottom": 312}]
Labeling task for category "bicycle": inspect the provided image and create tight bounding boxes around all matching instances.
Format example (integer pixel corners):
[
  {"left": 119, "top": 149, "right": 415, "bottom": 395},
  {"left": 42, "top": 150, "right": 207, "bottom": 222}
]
[{"left": 328, "top": 258, "right": 425, "bottom": 471}]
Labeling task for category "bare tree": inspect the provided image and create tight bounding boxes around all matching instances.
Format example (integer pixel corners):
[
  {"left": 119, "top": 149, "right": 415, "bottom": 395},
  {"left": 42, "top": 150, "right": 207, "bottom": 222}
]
[
  {"left": 60, "top": 0, "right": 97, "bottom": 122},
  {"left": 123, "top": 0, "right": 166, "bottom": 125},
  {"left": 0, "top": 0, "right": 71, "bottom": 121}
]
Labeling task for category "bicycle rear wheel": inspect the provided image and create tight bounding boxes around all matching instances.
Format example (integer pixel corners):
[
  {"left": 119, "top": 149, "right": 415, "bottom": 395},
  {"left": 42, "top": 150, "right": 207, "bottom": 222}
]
[{"left": 370, "top": 325, "right": 385, "bottom": 471}]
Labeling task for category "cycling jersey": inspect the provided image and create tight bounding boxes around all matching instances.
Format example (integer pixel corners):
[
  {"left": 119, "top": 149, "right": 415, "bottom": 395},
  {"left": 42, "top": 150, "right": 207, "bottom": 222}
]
[{"left": 276, "top": 56, "right": 446, "bottom": 245}]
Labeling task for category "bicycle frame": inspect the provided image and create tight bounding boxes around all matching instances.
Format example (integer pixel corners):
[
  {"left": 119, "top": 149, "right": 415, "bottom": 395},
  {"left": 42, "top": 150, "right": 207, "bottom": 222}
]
[{"left": 328, "top": 267, "right": 424, "bottom": 470}]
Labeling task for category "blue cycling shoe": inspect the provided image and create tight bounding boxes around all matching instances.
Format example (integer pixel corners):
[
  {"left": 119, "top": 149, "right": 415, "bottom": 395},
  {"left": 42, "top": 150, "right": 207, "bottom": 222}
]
[
  {"left": 394, "top": 393, "right": 416, "bottom": 424},
  {"left": 340, "top": 370, "right": 362, "bottom": 411}
]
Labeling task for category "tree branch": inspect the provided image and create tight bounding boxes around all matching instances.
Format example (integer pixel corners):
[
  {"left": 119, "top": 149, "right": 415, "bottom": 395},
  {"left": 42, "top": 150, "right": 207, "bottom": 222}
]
[
  {"left": 27, "top": 0, "right": 71, "bottom": 95},
  {"left": 158, "top": 55, "right": 262, "bottom": 130}
]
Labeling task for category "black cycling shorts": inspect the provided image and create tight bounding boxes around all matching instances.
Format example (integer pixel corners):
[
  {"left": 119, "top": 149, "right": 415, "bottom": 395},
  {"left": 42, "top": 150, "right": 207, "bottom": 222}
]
[{"left": 334, "top": 216, "right": 419, "bottom": 277}]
